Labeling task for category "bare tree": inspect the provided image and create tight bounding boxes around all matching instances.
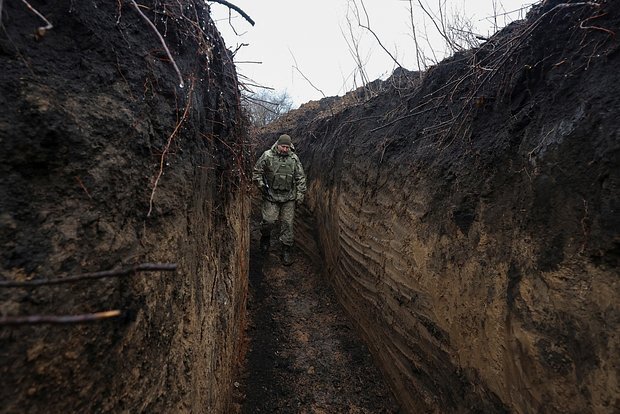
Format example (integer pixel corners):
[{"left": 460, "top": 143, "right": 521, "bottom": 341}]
[
  {"left": 407, "top": 0, "right": 426, "bottom": 76},
  {"left": 243, "top": 89, "right": 294, "bottom": 127},
  {"left": 342, "top": 3, "right": 371, "bottom": 94},
  {"left": 349, "top": 0, "right": 404, "bottom": 69},
  {"left": 411, "top": 0, "right": 533, "bottom": 58},
  {"left": 289, "top": 50, "right": 327, "bottom": 99},
  {"left": 342, "top": 0, "right": 408, "bottom": 101}
]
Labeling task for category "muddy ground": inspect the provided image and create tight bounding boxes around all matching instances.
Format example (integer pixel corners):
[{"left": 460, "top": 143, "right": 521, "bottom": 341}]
[{"left": 231, "top": 208, "right": 401, "bottom": 413}]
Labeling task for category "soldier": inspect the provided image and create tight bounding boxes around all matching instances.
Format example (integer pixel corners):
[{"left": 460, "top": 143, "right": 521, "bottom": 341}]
[{"left": 252, "top": 134, "right": 307, "bottom": 265}]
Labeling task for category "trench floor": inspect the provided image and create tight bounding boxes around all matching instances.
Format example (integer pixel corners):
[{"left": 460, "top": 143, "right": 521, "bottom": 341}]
[{"left": 232, "top": 221, "right": 401, "bottom": 413}]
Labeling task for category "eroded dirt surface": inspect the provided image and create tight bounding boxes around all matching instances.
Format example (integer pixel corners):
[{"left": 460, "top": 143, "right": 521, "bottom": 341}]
[
  {"left": 233, "top": 215, "right": 401, "bottom": 413},
  {"left": 0, "top": 2, "right": 247, "bottom": 412},
  {"left": 258, "top": 2, "right": 620, "bottom": 412}
]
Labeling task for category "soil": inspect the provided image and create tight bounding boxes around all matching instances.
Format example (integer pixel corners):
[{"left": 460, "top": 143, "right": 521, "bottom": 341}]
[
  {"left": 1, "top": 2, "right": 248, "bottom": 413},
  {"left": 261, "top": 1, "right": 620, "bottom": 412},
  {"left": 1, "top": 1, "right": 618, "bottom": 413},
  {"left": 231, "top": 209, "right": 401, "bottom": 413}
]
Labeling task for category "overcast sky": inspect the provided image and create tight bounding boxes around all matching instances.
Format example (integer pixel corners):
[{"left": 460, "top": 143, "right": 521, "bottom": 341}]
[{"left": 210, "top": 0, "right": 536, "bottom": 107}]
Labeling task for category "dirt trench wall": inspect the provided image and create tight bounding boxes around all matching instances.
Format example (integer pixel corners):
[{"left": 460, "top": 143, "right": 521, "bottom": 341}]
[
  {"left": 267, "top": 2, "right": 619, "bottom": 413},
  {"left": 0, "top": 1, "right": 248, "bottom": 413}
]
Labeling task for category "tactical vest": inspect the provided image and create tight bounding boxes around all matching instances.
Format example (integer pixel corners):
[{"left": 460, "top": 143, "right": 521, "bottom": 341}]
[{"left": 269, "top": 156, "right": 295, "bottom": 191}]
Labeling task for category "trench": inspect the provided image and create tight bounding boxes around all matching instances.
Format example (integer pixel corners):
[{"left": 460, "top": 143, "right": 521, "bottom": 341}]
[
  {"left": 1, "top": 2, "right": 618, "bottom": 413},
  {"left": 232, "top": 210, "right": 400, "bottom": 413}
]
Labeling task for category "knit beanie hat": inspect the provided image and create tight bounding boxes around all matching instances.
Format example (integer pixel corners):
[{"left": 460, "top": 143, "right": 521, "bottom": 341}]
[{"left": 277, "top": 134, "right": 292, "bottom": 146}]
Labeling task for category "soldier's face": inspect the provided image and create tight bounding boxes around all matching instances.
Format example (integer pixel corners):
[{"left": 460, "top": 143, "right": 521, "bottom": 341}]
[{"left": 278, "top": 144, "right": 290, "bottom": 153}]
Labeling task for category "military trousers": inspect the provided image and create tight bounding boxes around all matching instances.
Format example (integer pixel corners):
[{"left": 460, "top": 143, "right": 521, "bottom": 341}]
[{"left": 261, "top": 199, "right": 296, "bottom": 247}]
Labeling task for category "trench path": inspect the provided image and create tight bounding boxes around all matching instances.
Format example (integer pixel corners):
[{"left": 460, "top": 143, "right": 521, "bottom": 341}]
[{"left": 232, "top": 215, "right": 401, "bottom": 413}]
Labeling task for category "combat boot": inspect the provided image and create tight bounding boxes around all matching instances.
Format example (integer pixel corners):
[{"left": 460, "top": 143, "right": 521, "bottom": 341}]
[{"left": 282, "top": 245, "right": 293, "bottom": 266}]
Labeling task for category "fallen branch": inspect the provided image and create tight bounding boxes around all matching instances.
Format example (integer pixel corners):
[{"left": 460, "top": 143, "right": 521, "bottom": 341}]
[
  {"left": 128, "top": 0, "right": 184, "bottom": 87},
  {"left": 0, "top": 263, "right": 177, "bottom": 288},
  {"left": 0, "top": 310, "right": 121, "bottom": 325},
  {"left": 209, "top": 0, "right": 255, "bottom": 26}
]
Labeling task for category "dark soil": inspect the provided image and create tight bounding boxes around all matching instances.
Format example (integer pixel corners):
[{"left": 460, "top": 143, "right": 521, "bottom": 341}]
[
  {"left": 0, "top": 2, "right": 248, "bottom": 412},
  {"left": 232, "top": 209, "right": 401, "bottom": 413}
]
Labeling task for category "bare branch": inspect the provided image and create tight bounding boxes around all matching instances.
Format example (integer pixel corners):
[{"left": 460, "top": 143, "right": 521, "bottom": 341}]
[
  {"left": 128, "top": 0, "right": 184, "bottom": 88},
  {"left": 148, "top": 78, "right": 195, "bottom": 217},
  {"left": 355, "top": 0, "right": 403, "bottom": 68},
  {"left": 431, "top": 1, "right": 603, "bottom": 149},
  {"left": 0, "top": 310, "right": 122, "bottom": 326},
  {"left": 243, "top": 89, "right": 293, "bottom": 127},
  {"left": 492, "top": 0, "right": 499, "bottom": 32},
  {"left": 0, "top": 263, "right": 178, "bottom": 288},
  {"left": 115, "top": 0, "right": 123, "bottom": 24},
  {"left": 75, "top": 176, "right": 93, "bottom": 199},
  {"left": 19, "top": 0, "right": 53, "bottom": 36},
  {"left": 416, "top": 0, "right": 461, "bottom": 52},
  {"left": 289, "top": 50, "right": 326, "bottom": 98},
  {"left": 209, "top": 0, "right": 255, "bottom": 26},
  {"left": 231, "top": 42, "right": 249, "bottom": 56},
  {"left": 481, "top": 4, "right": 536, "bottom": 23},
  {"left": 407, "top": 0, "right": 425, "bottom": 75},
  {"left": 580, "top": 12, "right": 615, "bottom": 37},
  {"left": 341, "top": 5, "right": 370, "bottom": 92}
]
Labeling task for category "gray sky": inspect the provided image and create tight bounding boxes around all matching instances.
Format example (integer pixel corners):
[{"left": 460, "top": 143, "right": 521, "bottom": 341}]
[{"left": 211, "top": 0, "right": 535, "bottom": 107}]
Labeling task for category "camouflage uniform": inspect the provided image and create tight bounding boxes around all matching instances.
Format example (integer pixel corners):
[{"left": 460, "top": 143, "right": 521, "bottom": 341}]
[{"left": 252, "top": 136, "right": 306, "bottom": 263}]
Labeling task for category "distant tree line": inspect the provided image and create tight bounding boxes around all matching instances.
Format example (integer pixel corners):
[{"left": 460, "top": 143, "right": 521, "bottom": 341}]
[{"left": 243, "top": 89, "right": 293, "bottom": 127}]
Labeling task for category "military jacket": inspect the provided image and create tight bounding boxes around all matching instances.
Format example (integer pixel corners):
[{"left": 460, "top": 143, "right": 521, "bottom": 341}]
[{"left": 252, "top": 142, "right": 307, "bottom": 203}]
